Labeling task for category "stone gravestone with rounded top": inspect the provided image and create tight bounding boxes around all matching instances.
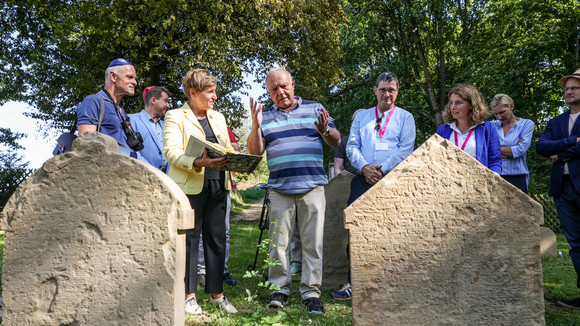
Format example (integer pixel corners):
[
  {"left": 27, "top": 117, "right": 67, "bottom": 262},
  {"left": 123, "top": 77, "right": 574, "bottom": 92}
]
[
  {"left": 345, "top": 134, "right": 545, "bottom": 326},
  {"left": 0, "top": 132, "right": 193, "bottom": 325}
]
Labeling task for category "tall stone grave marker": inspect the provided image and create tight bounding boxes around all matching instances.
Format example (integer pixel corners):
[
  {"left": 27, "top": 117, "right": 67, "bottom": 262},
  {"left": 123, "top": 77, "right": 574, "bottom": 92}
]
[
  {"left": 323, "top": 170, "right": 355, "bottom": 289},
  {"left": 345, "top": 134, "right": 545, "bottom": 325},
  {"left": 0, "top": 132, "right": 194, "bottom": 325}
]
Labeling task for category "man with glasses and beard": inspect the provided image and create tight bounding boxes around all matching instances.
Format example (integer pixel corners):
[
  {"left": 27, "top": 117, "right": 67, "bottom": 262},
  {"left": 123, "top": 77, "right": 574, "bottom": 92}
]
[{"left": 537, "top": 68, "right": 580, "bottom": 309}]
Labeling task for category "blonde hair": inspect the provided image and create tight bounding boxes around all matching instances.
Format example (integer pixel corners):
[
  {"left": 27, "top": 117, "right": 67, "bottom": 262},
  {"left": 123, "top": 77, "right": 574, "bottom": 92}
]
[
  {"left": 490, "top": 93, "right": 514, "bottom": 109},
  {"left": 443, "top": 84, "right": 489, "bottom": 126},
  {"left": 182, "top": 69, "right": 217, "bottom": 99}
]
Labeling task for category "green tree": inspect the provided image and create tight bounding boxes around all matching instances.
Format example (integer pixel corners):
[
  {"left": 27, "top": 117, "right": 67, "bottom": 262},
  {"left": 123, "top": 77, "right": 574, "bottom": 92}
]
[
  {"left": 1, "top": 0, "right": 344, "bottom": 130},
  {"left": 0, "top": 128, "right": 32, "bottom": 211},
  {"left": 327, "top": 0, "right": 579, "bottom": 193}
]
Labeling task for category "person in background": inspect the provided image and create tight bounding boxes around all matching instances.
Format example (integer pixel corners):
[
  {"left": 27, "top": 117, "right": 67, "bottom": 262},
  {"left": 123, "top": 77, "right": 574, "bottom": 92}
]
[
  {"left": 129, "top": 86, "right": 170, "bottom": 172},
  {"left": 197, "top": 128, "right": 239, "bottom": 287},
  {"left": 163, "top": 68, "right": 238, "bottom": 315},
  {"left": 490, "top": 94, "right": 534, "bottom": 193},
  {"left": 436, "top": 84, "right": 502, "bottom": 174},
  {"left": 536, "top": 68, "right": 580, "bottom": 309},
  {"left": 332, "top": 72, "right": 416, "bottom": 300},
  {"left": 77, "top": 58, "right": 140, "bottom": 158},
  {"left": 247, "top": 68, "right": 340, "bottom": 315},
  {"left": 333, "top": 109, "right": 365, "bottom": 176}
]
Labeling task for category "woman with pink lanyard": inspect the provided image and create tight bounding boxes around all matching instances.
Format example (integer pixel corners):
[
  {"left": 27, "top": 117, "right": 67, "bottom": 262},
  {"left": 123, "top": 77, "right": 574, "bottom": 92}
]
[{"left": 436, "top": 84, "right": 502, "bottom": 173}]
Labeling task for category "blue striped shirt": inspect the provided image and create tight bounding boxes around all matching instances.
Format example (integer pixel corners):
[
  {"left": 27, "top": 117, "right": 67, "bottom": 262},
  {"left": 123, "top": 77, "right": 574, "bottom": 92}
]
[
  {"left": 492, "top": 118, "right": 534, "bottom": 176},
  {"left": 261, "top": 97, "right": 336, "bottom": 194}
]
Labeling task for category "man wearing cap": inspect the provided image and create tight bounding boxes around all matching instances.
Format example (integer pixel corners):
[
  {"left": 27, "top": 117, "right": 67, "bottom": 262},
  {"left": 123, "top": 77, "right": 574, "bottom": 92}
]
[
  {"left": 537, "top": 68, "right": 580, "bottom": 309},
  {"left": 77, "top": 58, "right": 140, "bottom": 157},
  {"left": 330, "top": 72, "right": 416, "bottom": 300},
  {"left": 129, "top": 86, "right": 170, "bottom": 172}
]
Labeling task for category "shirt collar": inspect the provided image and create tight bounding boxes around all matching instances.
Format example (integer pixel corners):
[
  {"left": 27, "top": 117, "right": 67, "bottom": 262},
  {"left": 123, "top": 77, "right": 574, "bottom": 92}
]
[
  {"left": 448, "top": 121, "right": 479, "bottom": 134},
  {"left": 273, "top": 96, "right": 302, "bottom": 112}
]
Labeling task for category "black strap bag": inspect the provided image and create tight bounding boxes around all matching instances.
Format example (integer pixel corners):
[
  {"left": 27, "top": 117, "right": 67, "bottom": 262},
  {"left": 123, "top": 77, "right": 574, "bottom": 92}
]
[{"left": 52, "top": 96, "right": 105, "bottom": 156}]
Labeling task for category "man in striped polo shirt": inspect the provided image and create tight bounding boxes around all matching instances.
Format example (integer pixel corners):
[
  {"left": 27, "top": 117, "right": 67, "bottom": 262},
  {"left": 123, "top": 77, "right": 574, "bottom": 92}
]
[{"left": 248, "top": 68, "right": 340, "bottom": 315}]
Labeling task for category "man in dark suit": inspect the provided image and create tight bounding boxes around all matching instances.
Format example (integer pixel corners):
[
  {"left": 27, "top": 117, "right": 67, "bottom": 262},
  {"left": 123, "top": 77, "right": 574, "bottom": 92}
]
[
  {"left": 537, "top": 68, "right": 580, "bottom": 309},
  {"left": 129, "top": 86, "right": 170, "bottom": 172}
]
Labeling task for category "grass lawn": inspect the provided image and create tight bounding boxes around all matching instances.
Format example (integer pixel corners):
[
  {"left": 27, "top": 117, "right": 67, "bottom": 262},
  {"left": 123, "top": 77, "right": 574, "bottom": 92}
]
[{"left": 542, "top": 234, "right": 580, "bottom": 325}]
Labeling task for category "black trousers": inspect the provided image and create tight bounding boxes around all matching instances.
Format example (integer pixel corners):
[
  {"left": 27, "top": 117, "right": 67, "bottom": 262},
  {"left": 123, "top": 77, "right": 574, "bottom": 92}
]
[{"left": 185, "top": 178, "right": 227, "bottom": 294}]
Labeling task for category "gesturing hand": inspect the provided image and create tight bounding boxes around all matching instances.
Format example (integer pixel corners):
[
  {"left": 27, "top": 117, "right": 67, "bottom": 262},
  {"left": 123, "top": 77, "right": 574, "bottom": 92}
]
[
  {"left": 314, "top": 108, "right": 329, "bottom": 134},
  {"left": 250, "top": 97, "right": 263, "bottom": 128}
]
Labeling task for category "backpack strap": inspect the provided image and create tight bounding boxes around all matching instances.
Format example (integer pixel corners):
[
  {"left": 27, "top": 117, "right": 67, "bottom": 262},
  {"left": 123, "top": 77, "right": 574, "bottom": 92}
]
[{"left": 97, "top": 95, "right": 105, "bottom": 132}]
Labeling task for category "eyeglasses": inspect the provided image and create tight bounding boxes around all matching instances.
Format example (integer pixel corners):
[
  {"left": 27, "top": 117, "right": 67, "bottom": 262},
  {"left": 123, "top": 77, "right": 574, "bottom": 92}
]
[
  {"left": 563, "top": 86, "right": 580, "bottom": 92},
  {"left": 375, "top": 116, "right": 383, "bottom": 130},
  {"left": 377, "top": 88, "right": 398, "bottom": 95}
]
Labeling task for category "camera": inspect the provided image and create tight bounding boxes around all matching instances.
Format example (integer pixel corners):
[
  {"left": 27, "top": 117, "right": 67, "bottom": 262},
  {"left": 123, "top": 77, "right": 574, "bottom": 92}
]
[{"left": 121, "top": 118, "right": 144, "bottom": 151}]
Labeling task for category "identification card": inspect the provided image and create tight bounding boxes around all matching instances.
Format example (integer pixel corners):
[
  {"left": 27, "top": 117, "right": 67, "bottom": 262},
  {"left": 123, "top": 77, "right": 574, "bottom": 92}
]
[{"left": 376, "top": 142, "right": 388, "bottom": 151}]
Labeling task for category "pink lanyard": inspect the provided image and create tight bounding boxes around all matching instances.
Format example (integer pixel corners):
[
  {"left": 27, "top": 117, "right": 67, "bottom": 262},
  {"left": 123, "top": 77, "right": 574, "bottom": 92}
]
[
  {"left": 375, "top": 106, "right": 396, "bottom": 138},
  {"left": 454, "top": 129, "right": 474, "bottom": 150}
]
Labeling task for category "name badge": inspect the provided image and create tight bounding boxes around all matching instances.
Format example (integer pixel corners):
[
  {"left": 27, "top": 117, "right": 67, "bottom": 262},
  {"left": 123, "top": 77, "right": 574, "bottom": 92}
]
[{"left": 376, "top": 142, "right": 388, "bottom": 151}]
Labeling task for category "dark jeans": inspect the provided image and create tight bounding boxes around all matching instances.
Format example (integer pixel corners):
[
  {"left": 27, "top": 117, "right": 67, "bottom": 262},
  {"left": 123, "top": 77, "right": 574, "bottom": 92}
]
[
  {"left": 186, "top": 178, "right": 227, "bottom": 294},
  {"left": 501, "top": 174, "right": 528, "bottom": 194},
  {"left": 347, "top": 173, "right": 373, "bottom": 206},
  {"left": 554, "top": 178, "right": 580, "bottom": 288}
]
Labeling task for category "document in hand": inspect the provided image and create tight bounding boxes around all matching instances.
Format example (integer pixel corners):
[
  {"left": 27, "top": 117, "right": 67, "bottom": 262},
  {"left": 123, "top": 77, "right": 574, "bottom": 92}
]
[{"left": 185, "top": 134, "right": 263, "bottom": 173}]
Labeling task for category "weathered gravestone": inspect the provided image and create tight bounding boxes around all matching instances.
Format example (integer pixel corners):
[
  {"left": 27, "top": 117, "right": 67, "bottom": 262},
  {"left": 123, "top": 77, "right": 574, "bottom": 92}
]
[
  {"left": 322, "top": 170, "right": 355, "bottom": 289},
  {"left": 0, "top": 132, "right": 194, "bottom": 326},
  {"left": 540, "top": 226, "right": 558, "bottom": 258},
  {"left": 345, "top": 134, "right": 545, "bottom": 326}
]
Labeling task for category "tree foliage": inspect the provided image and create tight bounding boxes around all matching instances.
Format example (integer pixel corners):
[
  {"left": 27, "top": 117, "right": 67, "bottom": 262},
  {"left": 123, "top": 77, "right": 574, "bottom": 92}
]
[
  {"left": 1, "top": 0, "right": 345, "bottom": 130},
  {"left": 326, "top": 0, "right": 579, "bottom": 193},
  {"left": 0, "top": 129, "right": 32, "bottom": 211}
]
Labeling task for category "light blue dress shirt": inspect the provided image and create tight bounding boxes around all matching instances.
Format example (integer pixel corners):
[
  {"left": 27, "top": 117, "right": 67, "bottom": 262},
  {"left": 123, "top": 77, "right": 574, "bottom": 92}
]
[
  {"left": 347, "top": 106, "right": 416, "bottom": 174},
  {"left": 492, "top": 118, "right": 534, "bottom": 176}
]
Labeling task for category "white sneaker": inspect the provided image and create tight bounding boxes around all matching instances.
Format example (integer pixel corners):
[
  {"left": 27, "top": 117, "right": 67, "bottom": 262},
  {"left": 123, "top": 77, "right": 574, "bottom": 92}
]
[
  {"left": 185, "top": 296, "right": 202, "bottom": 314},
  {"left": 209, "top": 295, "right": 238, "bottom": 314}
]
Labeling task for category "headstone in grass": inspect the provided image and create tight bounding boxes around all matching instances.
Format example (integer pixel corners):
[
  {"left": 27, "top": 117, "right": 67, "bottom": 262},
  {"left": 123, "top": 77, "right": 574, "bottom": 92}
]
[
  {"left": 540, "top": 226, "right": 557, "bottom": 258},
  {"left": 322, "top": 169, "right": 355, "bottom": 289},
  {"left": 344, "top": 134, "right": 545, "bottom": 326},
  {"left": 0, "top": 132, "right": 194, "bottom": 326}
]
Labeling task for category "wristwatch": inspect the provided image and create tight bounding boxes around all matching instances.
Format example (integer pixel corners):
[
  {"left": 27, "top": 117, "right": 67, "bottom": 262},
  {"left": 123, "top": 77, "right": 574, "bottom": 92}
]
[{"left": 322, "top": 127, "right": 330, "bottom": 137}]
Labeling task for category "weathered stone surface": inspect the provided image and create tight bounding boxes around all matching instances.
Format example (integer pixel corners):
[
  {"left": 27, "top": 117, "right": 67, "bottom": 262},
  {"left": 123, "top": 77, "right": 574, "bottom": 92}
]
[
  {"left": 0, "top": 132, "right": 193, "bottom": 326},
  {"left": 540, "top": 227, "right": 558, "bottom": 258},
  {"left": 345, "top": 134, "right": 545, "bottom": 326},
  {"left": 322, "top": 170, "right": 355, "bottom": 289}
]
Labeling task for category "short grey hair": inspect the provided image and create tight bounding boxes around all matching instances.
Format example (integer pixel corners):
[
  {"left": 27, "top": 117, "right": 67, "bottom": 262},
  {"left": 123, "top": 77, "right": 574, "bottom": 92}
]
[
  {"left": 375, "top": 72, "right": 399, "bottom": 89},
  {"left": 105, "top": 65, "right": 124, "bottom": 84},
  {"left": 265, "top": 67, "right": 293, "bottom": 84}
]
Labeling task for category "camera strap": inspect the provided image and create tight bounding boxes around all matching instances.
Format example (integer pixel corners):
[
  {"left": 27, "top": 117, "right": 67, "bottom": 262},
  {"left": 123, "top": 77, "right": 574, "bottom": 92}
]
[{"left": 102, "top": 89, "right": 128, "bottom": 120}]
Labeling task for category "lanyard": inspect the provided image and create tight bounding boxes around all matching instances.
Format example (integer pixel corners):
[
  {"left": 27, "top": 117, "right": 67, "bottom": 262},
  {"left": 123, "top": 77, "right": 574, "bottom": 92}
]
[
  {"left": 454, "top": 129, "right": 474, "bottom": 150},
  {"left": 375, "top": 106, "right": 396, "bottom": 138}
]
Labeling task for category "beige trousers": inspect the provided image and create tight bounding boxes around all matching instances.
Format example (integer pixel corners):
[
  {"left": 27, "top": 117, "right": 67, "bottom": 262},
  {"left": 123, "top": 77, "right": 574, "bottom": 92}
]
[{"left": 268, "top": 186, "right": 325, "bottom": 299}]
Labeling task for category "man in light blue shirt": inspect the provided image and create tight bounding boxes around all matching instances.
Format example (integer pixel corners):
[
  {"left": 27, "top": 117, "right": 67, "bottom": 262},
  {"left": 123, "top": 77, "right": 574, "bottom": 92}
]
[
  {"left": 332, "top": 72, "right": 416, "bottom": 300},
  {"left": 346, "top": 72, "right": 416, "bottom": 202},
  {"left": 129, "top": 86, "right": 170, "bottom": 172}
]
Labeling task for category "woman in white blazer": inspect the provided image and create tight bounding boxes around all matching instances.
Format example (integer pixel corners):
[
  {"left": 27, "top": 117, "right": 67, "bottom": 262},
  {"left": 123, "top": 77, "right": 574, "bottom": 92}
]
[{"left": 163, "top": 69, "right": 237, "bottom": 315}]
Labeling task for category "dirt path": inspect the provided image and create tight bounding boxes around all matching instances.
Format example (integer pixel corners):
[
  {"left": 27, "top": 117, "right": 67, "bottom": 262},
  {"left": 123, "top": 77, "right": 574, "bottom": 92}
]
[{"left": 231, "top": 197, "right": 264, "bottom": 221}]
